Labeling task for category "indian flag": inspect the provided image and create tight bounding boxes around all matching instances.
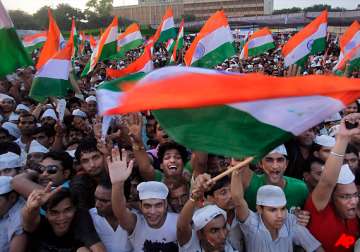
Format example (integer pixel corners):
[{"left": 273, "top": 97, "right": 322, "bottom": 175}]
[
  {"left": 105, "top": 66, "right": 360, "bottom": 158},
  {"left": 184, "top": 11, "right": 235, "bottom": 68},
  {"left": 117, "top": 23, "right": 143, "bottom": 53},
  {"left": 23, "top": 32, "right": 47, "bottom": 53},
  {"left": 81, "top": 16, "right": 118, "bottom": 76},
  {"left": 69, "top": 18, "right": 79, "bottom": 59},
  {"left": 170, "top": 19, "right": 184, "bottom": 64},
  {"left": 240, "top": 27, "right": 274, "bottom": 59},
  {"left": 334, "top": 21, "right": 360, "bottom": 72},
  {"left": 166, "top": 38, "right": 175, "bottom": 55},
  {"left": 96, "top": 72, "right": 146, "bottom": 115},
  {"left": 334, "top": 44, "right": 360, "bottom": 73},
  {"left": 29, "top": 39, "right": 74, "bottom": 102},
  {"left": 36, "top": 9, "right": 65, "bottom": 70},
  {"left": 153, "top": 7, "right": 176, "bottom": 43},
  {"left": 0, "top": 1, "right": 33, "bottom": 77},
  {"left": 106, "top": 46, "right": 153, "bottom": 79},
  {"left": 89, "top": 35, "right": 97, "bottom": 51},
  {"left": 282, "top": 10, "right": 328, "bottom": 67}
]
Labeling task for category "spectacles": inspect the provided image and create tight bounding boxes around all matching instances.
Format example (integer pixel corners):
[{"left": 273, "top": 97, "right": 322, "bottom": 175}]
[
  {"left": 33, "top": 165, "right": 60, "bottom": 175},
  {"left": 335, "top": 192, "right": 360, "bottom": 200}
]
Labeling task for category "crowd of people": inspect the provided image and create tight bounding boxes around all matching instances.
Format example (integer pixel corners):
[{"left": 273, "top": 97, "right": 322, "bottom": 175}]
[{"left": 0, "top": 24, "right": 360, "bottom": 252}]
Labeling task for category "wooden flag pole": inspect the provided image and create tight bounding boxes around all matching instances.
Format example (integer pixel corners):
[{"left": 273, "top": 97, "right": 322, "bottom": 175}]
[{"left": 210, "top": 156, "right": 254, "bottom": 183}]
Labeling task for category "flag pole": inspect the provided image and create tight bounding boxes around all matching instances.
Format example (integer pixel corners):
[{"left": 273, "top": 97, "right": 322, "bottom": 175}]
[{"left": 210, "top": 156, "right": 254, "bottom": 183}]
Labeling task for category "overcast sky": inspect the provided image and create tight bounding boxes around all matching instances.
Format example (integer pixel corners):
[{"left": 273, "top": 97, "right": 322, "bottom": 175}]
[{"left": 2, "top": 0, "right": 359, "bottom": 14}]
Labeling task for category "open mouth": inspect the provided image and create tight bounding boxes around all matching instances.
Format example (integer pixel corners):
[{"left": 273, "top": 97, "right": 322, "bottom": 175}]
[{"left": 168, "top": 165, "right": 177, "bottom": 171}]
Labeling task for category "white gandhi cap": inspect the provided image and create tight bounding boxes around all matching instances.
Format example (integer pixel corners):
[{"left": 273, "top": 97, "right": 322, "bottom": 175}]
[
  {"left": 337, "top": 164, "right": 355, "bottom": 185},
  {"left": 269, "top": 144, "right": 287, "bottom": 156},
  {"left": 0, "top": 176, "right": 13, "bottom": 195},
  {"left": 28, "top": 140, "right": 49, "bottom": 154},
  {"left": 137, "top": 181, "right": 169, "bottom": 200},
  {"left": 314, "top": 135, "right": 336, "bottom": 148},
  {"left": 256, "top": 185, "right": 287, "bottom": 207},
  {"left": 192, "top": 204, "right": 227, "bottom": 231},
  {"left": 72, "top": 109, "right": 87, "bottom": 118},
  {"left": 0, "top": 152, "right": 21, "bottom": 170},
  {"left": 41, "top": 109, "right": 57, "bottom": 120}
]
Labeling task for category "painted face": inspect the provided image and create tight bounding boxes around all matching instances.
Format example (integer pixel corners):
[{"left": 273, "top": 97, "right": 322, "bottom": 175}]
[
  {"left": 140, "top": 199, "right": 167, "bottom": 228},
  {"left": 46, "top": 198, "right": 76, "bottom": 237},
  {"left": 333, "top": 183, "right": 359, "bottom": 219},
  {"left": 199, "top": 215, "right": 228, "bottom": 251},
  {"left": 94, "top": 186, "right": 112, "bottom": 217},
  {"left": 161, "top": 149, "right": 184, "bottom": 178},
  {"left": 168, "top": 185, "right": 189, "bottom": 213},
  {"left": 258, "top": 205, "right": 287, "bottom": 231},
  {"left": 344, "top": 153, "right": 359, "bottom": 173},
  {"left": 38, "top": 157, "right": 69, "bottom": 187},
  {"left": 79, "top": 151, "right": 104, "bottom": 177},
  {"left": 260, "top": 153, "right": 288, "bottom": 185}
]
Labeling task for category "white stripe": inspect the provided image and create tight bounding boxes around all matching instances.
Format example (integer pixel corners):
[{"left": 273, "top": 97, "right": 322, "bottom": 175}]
[
  {"left": 248, "top": 34, "right": 274, "bottom": 49},
  {"left": 228, "top": 95, "right": 344, "bottom": 135},
  {"left": 105, "top": 26, "right": 118, "bottom": 44},
  {"left": 343, "top": 31, "right": 360, "bottom": 54},
  {"left": 0, "top": 1, "right": 13, "bottom": 28},
  {"left": 138, "top": 60, "right": 154, "bottom": 74},
  {"left": 118, "top": 31, "right": 142, "bottom": 47},
  {"left": 36, "top": 59, "right": 70, "bottom": 80},
  {"left": 284, "top": 23, "right": 327, "bottom": 66},
  {"left": 96, "top": 89, "right": 123, "bottom": 114},
  {"left": 23, "top": 37, "right": 47, "bottom": 47},
  {"left": 191, "top": 25, "right": 234, "bottom": 65},
  {"left": 161, "top": 17, "right": 174, "bottom": 32}
]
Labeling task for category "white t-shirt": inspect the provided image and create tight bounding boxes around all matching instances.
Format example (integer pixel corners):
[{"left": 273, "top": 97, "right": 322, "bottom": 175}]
[
  {"left": 179, "top": 229, "right": 238, "bottom": 252},
  {"left": 129, "top": 211, "right": 179, "bottom": 252},
  {"left": 89, "top": 208, "right": 132, "bottom": 252}
]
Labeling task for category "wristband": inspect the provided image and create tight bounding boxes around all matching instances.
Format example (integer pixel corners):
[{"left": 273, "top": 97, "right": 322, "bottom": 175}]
[{"left": 330, "top": 151, "right": 344, "bottom": 158}]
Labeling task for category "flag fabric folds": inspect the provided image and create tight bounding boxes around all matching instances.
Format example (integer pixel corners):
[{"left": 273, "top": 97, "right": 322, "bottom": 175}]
[{"left": 240, "top": 27, "right": 275, "bottom": 59}]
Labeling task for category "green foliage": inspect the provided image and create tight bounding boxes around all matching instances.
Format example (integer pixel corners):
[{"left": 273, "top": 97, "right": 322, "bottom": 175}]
[
  {"left": 86, "top": 0, "right": 113, "bottom": 17},
  {"left": 9, "top": 10, "right": 38, "bottom": 29}
]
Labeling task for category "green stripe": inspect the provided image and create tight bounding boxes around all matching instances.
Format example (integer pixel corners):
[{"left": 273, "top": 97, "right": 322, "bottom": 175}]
[
  {"left": 293, "top": 37, "right": 326, "bottom": 68},
  {"left": 191, "top": 42, "right": 236, "bottom": 69},
  {"left": 25, "top": 42, "right": 44, "bottom": 54},
  {"left": 81, "top": 62, "right": 90, "bottom": 77},
  {"left": 153, "top": 105, "right": 292, "bottom": 159},
  {"left": 97, "top": 72, "right": 146, "bottom": 91},
  {"left": 349, "top": 57, "right": 360, "bottom": 72},
  {"left": 100, "top": 40, "right": 118, "bottom": 60},
  {"left": 177, "top": 36, "right": 184, "bottom": 50},
  {"left": 121, "top": 39, "right": 143, "bottom": 53},
  {"left": 0, "top": 28, "right": 33, "bottom": 77},
  {"left": 29, "top": 77, "right": 73, "bottom": 102},
  {"left": 158, "top": 28, "right": 176, "bottom": 43},
  {"left": 248, "top": 42, "right": 275, "bottom": 57}
]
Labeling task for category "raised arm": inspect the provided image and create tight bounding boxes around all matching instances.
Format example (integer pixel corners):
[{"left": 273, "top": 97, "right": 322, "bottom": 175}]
[
  {"left": 312, "top": 113, "right": 360, "bottom": 211},
  {"left": 12, "top": 171, "right": 43, "bottom": 198},
  {"left": 108, "top": 147, "right": 137, "bottom": 234},
  {"left": 231, "top": 167, "right": 249, "bottom": 222},
  {"left": 177, "top": 173, "right": 213, "bottom": 246}
]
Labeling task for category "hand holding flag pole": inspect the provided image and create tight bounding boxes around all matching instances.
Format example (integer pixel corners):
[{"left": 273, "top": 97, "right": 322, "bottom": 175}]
[{"left": 210, "top": 157, "right": 254, "bottom": 183}]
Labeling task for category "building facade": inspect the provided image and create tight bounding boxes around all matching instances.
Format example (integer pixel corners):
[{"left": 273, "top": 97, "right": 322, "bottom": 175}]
[{"left": 112, "top": 0, "right": 273, "bottom": 25}]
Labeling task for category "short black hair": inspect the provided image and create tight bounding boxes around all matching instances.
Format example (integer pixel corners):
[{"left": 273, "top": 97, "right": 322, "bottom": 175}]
[
  {"left": 303, "top": 156, "right": 325, "bottom": 173},
  {"left": 42, "top": 151, "right": 73, "bottom": 171},
  {"left": 18, "top": 113, "right": 36, "bottom": 123},
  {"left": 157, "top": 141, "right": 188, "bottom": 164},
  {"left": 205, "top": 176, "right": 230, "bottom": 197},
  {"left": 43, "top": 188, "right": 77, "bottom": 211},
  {"left": 346, "top": 144, "right": 359, "bottom": 157},
  {"left": 98, "top": 173, "right": 112, "bottom": 190},
  {"left": 75, "top": 137, "right": 100, "bottom": 161},
  {"left": 0, "top": 142, "right": 21, "bottom": 155},
  {"left": 32, "top": 125, "right": 55, "bottom": 138}
]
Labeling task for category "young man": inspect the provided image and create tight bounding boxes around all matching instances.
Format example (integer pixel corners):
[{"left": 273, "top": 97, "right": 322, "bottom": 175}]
[
  {"left": 165, "top": 176, "right": 190, "bottom": 213},
  {"left": 243, "top": 145, "right": 309, "bottom": 211},
  {"left": 312, "top": 134, "right": 336, "bottom": 162},
  {"left": 303, "top": 157, "right": 324, "bottom": 192},
  {"left": 90, "top": 174, "right": 132, "bottom": 252},
  {"left": 344, "top": 144, "right": 359, "bottom": 173},
  {"left": 0, "top": 152, "right": 22, "bottom": 177},
  {"left": 16, "top": 113, "right": 37, "bottom": 152},
  {"left": 108, "top": 147, "right": 179, "bottom": 252},
  {"left": 0, "top": 176, "right": 27, "bottom": 252},
  {"left": 231, "top": 170, "right": 323, "bottom": 251},
  {"left": 305, "top": 113, "right": 360, "bottom": 251},
  {"left": 22, "top": 186, "right": 105, "bottom": 251},
  {"left": 31, "top": 125, "right": 55, "bottom": 149}
]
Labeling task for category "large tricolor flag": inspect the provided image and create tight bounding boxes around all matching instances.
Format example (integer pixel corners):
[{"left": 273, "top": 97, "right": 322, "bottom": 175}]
[
  {"left": 106, "top": 46, "right": 153, "bottom": 79},
  {"left": 22, "top": 32, "right": 47, "bottom": 53},
  {"left": 0, "top": 1, "right": 33, "bottom": 77},
  {"left": 69, "top": 18, "right": 79, "bottom": 59},
  {"left": 96, "top": 72, "right": 146, "bottom": 115},
  {"left": 153, "top": 7, "right": 176, "bottom": 43},
  {"left": 333, "top": 21, "right": 360, "bottom": 72},
  {"left": 170, "top": 19, "right": 184, "bottom": 64},
  {"left": 240, "top": 27, "right": 274, "bottom": 59},
  {"left": 334, "top": 44, "right": 360, "bottom": 73},
  {"left": 105, "top": 66, "right": 360, "bottom": 159},
  {"left": 282, "top": 10, "right": 328, "bottom": 67},
  {"left": 78, "top": 31, "right": 86, "bottom": 55},
  {"left": 166, "top": 38, "right": 175, "bottom": 54},
  {"left": 89, "top": 35, "right": 97, "bottom": 51},
  {"left": 29, "top": 40, "right": 74, "bottom": 102},
  {"left": 36, "top": 9, "right": 65, "bottom": 70},
  {"left": 117, "top": 23, "right": 143, "bottom": 53},
  {"left": 184, "top": 11, "right": 235, "bottom": 68},
  {"left": 81, "top": 16, "right": 118, "bottom": 76}
]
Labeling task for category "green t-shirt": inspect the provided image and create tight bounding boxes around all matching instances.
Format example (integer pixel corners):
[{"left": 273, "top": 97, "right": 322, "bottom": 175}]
[{"left": 244, "top": 174, "right": 309, "bottom": 211}]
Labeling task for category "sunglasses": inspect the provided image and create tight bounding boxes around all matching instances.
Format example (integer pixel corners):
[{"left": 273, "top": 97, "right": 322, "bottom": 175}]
[{"left": 33, "top": 165, "right": 60, "bottom": 175}]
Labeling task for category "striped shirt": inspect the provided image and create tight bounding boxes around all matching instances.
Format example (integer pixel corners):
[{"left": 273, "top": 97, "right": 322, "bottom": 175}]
[{"left": 239, "top": 210, "right": 321, "bottom": 252}]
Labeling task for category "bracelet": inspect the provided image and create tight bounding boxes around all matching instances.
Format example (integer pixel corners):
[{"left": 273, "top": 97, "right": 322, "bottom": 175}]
[
  {"left": 330, "top": 151, "right": 345, "bottom": 158},
  {"left": 132, "top": 144, "right": 145, "bottom": 151}
]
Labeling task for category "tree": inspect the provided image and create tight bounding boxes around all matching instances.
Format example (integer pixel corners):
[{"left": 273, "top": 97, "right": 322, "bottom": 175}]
[
  {"left": 273, "top": 7, "right": 302, "bottom": 15},
  {"left": 9, "top": 10, "right": 39, "bottom": 29},
  {"left": 86, "top": 0, "right": 113, "bottom": 17},
  {"left": 303, "top": 4, "right": 331, "bottom": 12},
  {"left": 53, "top": 4, "right": 85, "bottom": 31},
  {"left": 33, "top": 6, "right": 52, "bottom": 30}
]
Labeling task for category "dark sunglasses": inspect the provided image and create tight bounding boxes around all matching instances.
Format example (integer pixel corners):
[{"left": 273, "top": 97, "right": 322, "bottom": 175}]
[{"left": 33, "top": 165, "right": 60, "bottom": 175}]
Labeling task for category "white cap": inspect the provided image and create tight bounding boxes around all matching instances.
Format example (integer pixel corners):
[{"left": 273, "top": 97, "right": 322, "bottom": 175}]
[
  {"left": 16, "top": 104, "right": 30, "bottom": 112},
  {"left": 85, "top": 96, "right": 97, "bottom": 103},
  {"left": 1, "top": 122, "right": 20, "bottom": 138},
  {"left": 337, "top": 164, "right": 355, "bottom": 185},
  {"left": 72, "top": 109, "right": 87, "bottom": 118},
  {"left": 41, "top": 109, "right": 57, "bottom": 120},
  {"left": 0, "top": 176, "right": 13, "bottom": 195},
  {"left": 66, "top": 149, "right": 76, "bottom": 158},
  {"left": 324, "top": 112, "right": 341, "bottom": 123},
  {"left": 269, "top": 144, "right": 287, "bottom": 156},
  {"left": 137, "top": 181, "right": 169, "bottom": 200},
  {"left": 0, "top": 93, "right": 15, "bottom": 102},
  {"left": 8, "top": 113, "right": 19, "bottom": 122},
  {"left": 314, "top": 135, "right": 336, "bottom": 148},
  {"left": 0, "top": 152, "right": 21, "bottom": 170},
  {"left": 256, "top": 185, "right": 287, "bottom": 207},
  {"left": 192, "top": 204, "right": 227, "bottom": 231},
  {"left": 28, "top": 140, "right": 49, "bottom": 154}
]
